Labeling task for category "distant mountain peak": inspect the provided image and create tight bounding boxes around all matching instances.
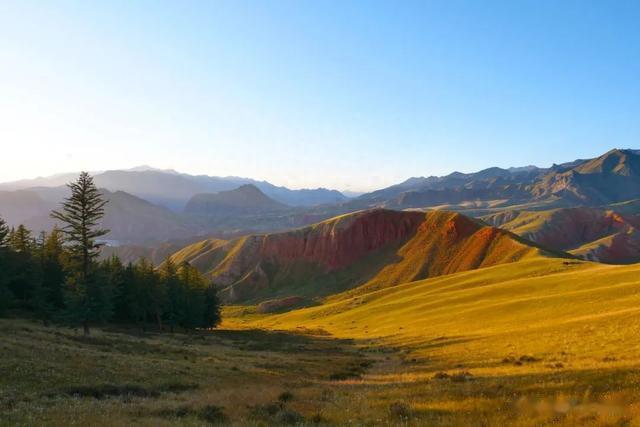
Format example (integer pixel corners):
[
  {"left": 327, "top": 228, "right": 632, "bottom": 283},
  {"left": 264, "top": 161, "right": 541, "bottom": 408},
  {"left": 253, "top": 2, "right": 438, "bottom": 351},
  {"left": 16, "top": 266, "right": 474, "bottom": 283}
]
[
  {"left": 184, "top": 184, "right": 288, "bottom": 216},
  {"left": 124, "top": 165, "right": 180, "bottom": 174}
]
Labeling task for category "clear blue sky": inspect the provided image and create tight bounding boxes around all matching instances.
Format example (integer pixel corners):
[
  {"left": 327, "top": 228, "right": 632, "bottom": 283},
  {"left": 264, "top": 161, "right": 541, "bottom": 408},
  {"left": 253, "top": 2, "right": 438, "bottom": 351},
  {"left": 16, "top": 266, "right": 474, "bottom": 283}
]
[{"left": 1, "top": 0, "right": 639, "bottom": 191}]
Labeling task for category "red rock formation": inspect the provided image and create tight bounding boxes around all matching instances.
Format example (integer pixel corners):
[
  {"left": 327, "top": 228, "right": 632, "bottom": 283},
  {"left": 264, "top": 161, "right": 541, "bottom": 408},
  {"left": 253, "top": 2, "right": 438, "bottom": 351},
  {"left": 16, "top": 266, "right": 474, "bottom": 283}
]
[
  {"left": 171, "top": 208, "right": 552, "bottom": 303},
  {"left": 260, "top": 209, "right": 425, "bottom": 271}
]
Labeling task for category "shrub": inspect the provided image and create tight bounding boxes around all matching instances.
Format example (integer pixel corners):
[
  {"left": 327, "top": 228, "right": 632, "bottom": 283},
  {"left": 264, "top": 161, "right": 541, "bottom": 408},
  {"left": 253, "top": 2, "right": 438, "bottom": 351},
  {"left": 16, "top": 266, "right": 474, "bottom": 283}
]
[
  {"left": 433, "top": 371, "right": 450, "bottom": 380},
  {"left": 199, "top": 405, "right": 227, "bottom": 424},
  {"left": 275, "top": 408, "right": 304, "bottom": 425},
  {"left": 450, "top": 371, "right": 474, "bottom": 382},
  {"left": 278, "top": 391, "right": 294, "bottom": 403},
  {"left": 389, "top": 401, "right": 411, "bottom": 420}
]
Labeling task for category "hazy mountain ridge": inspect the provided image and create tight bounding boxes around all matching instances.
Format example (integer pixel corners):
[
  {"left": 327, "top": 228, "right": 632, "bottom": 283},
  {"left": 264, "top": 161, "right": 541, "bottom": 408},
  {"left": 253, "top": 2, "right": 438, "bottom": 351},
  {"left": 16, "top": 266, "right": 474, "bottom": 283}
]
[
  {"left": 185, "top": 184, "right": 289, "bottom": 216},
  {"left": 0, "top": 167, "right": 348, "bottom": 211}
]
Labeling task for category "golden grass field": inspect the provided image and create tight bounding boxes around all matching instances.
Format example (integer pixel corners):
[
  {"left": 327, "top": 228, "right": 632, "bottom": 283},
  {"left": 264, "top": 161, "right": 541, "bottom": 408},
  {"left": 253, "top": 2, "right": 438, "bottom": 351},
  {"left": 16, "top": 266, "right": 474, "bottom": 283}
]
[
  {"left": 226, "top": 257, "right": 640, "bottom": 426},
  {"left": 4, "top": 255, "right": 640, "bottom": 425}
]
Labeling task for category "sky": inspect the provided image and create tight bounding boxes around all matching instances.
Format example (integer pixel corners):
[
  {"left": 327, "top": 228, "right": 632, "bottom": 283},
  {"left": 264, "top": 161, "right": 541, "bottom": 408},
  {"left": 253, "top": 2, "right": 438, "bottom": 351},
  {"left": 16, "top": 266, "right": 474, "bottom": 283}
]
[{"left": 1, "top": 1, "right": 639, "bottom": 192}]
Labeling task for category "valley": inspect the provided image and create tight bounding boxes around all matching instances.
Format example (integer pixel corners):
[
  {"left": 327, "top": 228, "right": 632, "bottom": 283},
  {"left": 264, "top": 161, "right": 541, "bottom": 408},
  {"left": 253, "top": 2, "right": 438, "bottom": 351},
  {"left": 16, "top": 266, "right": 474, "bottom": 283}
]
[{"left": 4, "top": 148, "right": 640, "bottom": 426}]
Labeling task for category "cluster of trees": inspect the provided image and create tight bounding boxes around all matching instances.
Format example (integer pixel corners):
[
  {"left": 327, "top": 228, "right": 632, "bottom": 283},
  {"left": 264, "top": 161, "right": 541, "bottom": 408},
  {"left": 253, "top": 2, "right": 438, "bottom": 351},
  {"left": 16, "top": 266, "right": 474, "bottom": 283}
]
[{"left": 0, "top": 172, "right": 220, "bottom": 335}]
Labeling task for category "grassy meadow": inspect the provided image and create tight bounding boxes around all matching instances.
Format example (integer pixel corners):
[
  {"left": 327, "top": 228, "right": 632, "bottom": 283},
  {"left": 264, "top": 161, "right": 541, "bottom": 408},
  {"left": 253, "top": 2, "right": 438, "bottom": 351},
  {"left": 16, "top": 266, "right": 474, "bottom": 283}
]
[
  {"left": 4, "top": 257, "right": 640, "bottom": 425},
  {"left": 227, "top": 257, "right": 640, "bottom": 426}
]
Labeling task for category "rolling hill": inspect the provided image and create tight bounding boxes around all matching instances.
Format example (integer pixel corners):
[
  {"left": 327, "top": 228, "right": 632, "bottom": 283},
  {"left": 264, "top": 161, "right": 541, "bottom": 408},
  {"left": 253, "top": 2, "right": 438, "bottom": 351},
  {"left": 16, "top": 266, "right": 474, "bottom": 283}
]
[
  {"left": 170, "top": 208, "right": 561, "bottom": 303},
  {"left": 483, "top": 206, "right": 640, "bottom": 263}
]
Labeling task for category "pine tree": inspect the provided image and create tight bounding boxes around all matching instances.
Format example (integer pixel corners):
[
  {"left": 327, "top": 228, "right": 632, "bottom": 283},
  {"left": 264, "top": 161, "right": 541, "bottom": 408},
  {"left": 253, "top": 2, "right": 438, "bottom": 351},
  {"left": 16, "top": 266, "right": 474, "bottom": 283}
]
[
  {"left": 160, "top": 258, "right": 181, "bottom": 332},
  {"left": 0, "top": 216, "right": 9, "bottom": 248},
  {"left": 10, "top": 224, "right": 33, "bottom": 253},
  {"left": 51, "top": 172, "right": 110, "bottom": 336},
  {"left": 178, "top": 262, "right": 204, "bottom": 330},
  {"left": 42, "top": 228, "right": 67, "bottom": 309},
  {"left": 203, "top": 285, "right": 222, "bottom": 329},
  {"left": 4, "top": 224, "right": 37, "bottom": 306},
  {"left": 0, "top": 216, "right": 13, "bottom": 315},
  {"left": 30, "top": 232, "right": 53, "bottom": 325}
]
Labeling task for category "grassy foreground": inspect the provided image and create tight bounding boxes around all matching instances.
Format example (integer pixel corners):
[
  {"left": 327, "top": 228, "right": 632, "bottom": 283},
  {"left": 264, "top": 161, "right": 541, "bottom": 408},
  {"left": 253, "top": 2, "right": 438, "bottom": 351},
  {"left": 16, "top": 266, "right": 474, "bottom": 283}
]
[
  {"left": 227, "top": 258, "right": 640, "bottom": 426},
  {"left": 0, "top": 319, "right": 373, "bottom": 426},
  {"left": 5, "top": 257, "right": 640, "bottom": 426}
]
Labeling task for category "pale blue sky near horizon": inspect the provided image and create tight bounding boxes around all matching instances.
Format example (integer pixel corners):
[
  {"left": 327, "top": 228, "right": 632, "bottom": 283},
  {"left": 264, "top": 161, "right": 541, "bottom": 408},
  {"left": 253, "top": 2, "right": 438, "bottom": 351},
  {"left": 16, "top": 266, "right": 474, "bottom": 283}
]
[{"left": 1, "top": 0, "right": 639, "bottom": 192}]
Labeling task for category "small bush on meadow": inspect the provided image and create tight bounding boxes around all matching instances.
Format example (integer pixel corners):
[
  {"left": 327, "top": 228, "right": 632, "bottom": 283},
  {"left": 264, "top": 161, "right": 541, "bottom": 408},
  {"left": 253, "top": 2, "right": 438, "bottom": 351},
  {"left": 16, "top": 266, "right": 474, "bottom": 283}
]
[
  {"left": 278, "top": 391, "right": 294, "bottom": 402},
  {"left": 199, "top": 405, "right": 227, "bottom": 424},
  {"left": 275, "top": 408, "right": 304, "bottom": 424},
  {"left": 389, "top": 401, "right": 412, "bottom": 420}
]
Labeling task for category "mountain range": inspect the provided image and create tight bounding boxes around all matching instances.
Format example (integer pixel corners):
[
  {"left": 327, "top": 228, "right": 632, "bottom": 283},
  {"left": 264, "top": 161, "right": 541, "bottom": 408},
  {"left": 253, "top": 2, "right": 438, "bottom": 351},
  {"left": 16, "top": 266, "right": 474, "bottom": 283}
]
[
  {"left": 3, "top": 148, "right": 640, "bottom": 264},
  {"left": 0, "top": 166, "right": 347, "bottom": 211}
]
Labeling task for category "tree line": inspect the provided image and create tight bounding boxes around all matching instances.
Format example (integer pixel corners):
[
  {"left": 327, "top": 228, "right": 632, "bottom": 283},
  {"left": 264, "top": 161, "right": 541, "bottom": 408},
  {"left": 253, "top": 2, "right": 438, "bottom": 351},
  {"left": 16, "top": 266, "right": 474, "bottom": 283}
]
[{"left": 0, "top": 172, "right": 220, "bottom": 335}]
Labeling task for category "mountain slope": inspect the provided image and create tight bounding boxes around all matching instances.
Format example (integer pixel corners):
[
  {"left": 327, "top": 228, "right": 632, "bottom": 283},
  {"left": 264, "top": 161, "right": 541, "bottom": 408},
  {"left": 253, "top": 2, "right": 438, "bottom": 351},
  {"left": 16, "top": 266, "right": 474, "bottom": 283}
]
[
  {"left": 341, "top": 149, "right": 640, "bottom": 213},
  {"left": 530, "top": 149, "right": 640, "bottom": 204},
  {"left": 483, "top": 206, "right": 640, "bottom": 263},
  {"left": 170, "top": 209, "right": 561, "bottom": 303},
  {"left": 184, "top": 184, "right": 289, "bottom": 216}
]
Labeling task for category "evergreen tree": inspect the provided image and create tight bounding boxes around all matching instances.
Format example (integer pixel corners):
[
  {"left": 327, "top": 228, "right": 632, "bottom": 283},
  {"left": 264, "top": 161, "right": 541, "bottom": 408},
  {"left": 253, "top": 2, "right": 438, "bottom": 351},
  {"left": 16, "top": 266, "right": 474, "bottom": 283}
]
[
  {"left": 30, "top": 232, "right": 52, "bottom": 325},
  {"left": 160, "top": 258, "right": 181, "bottom": 332},
  {"left": 178, "top": 262, "right": 207, "bottom": 330},
  {"left": 203, "top": 285, "right": 222, "bottom": 329},
  {"left": 4, "top": 224, "right": 37, "bottom": 306},
  {"left": 42, "top": 228, "right": 67, "bottom": 309},
  {"left": 0, "top": 216, "right": 11, "bottom": 314},
  {"left": 0, "top": 216, "right": 9, "bottom": 247},
  {"left": 10, "top": 224, "right": 33, "bottom": 253},
  {"left": 0, "top": 216, "right": 14, "bottom": 315},
  {"left": 51, "top": 172, "right": 110, "bottom": 336}
]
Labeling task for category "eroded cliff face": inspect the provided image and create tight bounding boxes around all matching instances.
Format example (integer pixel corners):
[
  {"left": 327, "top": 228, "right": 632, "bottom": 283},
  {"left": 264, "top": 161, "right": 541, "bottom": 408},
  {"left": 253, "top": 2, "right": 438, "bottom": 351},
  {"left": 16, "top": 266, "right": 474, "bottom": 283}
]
[
  {"left": 484, "top": 207, "right": 640, "bottom": 264},
  {"left": 171, "top": 208, "right": 551, "bottom": 304},
  {"left": 259, "top": 209, "right": 425, "bottom": 271}
]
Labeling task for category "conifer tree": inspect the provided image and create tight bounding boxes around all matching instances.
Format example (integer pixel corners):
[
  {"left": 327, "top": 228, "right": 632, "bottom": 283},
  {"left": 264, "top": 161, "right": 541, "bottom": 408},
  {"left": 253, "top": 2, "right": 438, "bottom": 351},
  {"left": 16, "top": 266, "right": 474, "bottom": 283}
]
[
  {"left": 51, "top": 172, "right": 110, "bottom": 336},
  {"left": 0, "top": 216, "right": 9, "bottom": 248},
  {"left": 0, "top": 216, "right": 13, "bottom": 315},
  {"left": 203, "top": 285, "right": 222, "bottom": 329},
  {"left": 42, "top": 228, "right": 67, "bottom": 309},
  {"left": 10, "top": 224, "right": 33, "bottom": 253},
  {"left": 161, "top": 257, "right": 181, "bottom": 332},
  {"left": 30, "top": 232, "right": 52, "bottom": 325}
]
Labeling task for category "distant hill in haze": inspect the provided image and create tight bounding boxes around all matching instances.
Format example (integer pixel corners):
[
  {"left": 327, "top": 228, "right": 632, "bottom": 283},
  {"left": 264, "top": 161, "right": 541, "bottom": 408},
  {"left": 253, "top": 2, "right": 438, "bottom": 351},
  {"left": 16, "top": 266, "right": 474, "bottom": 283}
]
[
  {"left": 185, "top": 184, "right": 289, "bottom": 216},
  {"left": 169, "top": 208, "right": 559, "bottom": 303},
  {"left": 0, "top": 187, "right": 195, "bottom": 245},
  {"left": 0, "top": 166, "right": 347, "bottom": 211}
]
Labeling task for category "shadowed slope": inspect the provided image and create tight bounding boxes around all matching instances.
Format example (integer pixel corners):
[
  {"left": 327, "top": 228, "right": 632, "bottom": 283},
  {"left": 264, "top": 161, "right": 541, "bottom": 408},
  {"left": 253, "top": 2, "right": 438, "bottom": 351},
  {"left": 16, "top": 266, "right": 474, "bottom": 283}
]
[{"left": 170, "top": 209, "right": 560, "bottom": 303}]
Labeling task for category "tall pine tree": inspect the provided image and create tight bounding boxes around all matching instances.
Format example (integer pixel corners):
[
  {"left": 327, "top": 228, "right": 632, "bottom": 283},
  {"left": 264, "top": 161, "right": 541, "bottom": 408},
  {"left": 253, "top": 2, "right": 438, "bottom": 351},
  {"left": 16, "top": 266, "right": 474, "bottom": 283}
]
[
  {"left": 0, "top": 216, "right": 9, "bottom": 248},
  {"left": 51, "top": 172, "right": 110, "bottom": 336},
  {"left": 0, "top": 216, "right": 13, "bottom": 315}
]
